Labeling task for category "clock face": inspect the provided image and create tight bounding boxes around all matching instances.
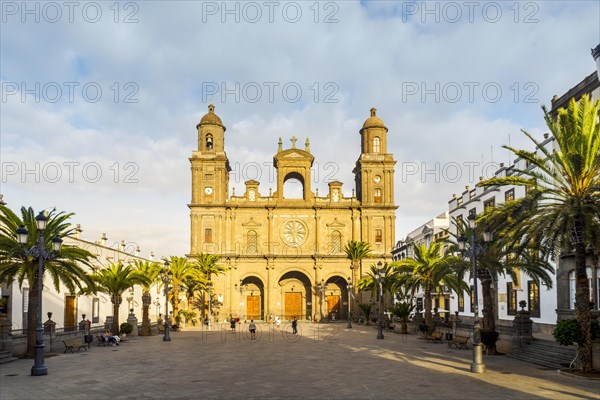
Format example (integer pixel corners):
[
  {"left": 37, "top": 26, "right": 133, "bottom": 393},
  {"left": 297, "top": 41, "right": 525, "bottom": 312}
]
[
  {"left": 373, "top": 175, "right": 381, "bottom": 183},
  {"left": 205, "top": 186, "right": 213, "bottom": 195}
]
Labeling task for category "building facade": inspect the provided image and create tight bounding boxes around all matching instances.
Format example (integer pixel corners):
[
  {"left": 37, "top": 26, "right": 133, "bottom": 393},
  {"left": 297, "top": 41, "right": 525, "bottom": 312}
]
[{"left": 188, "top": 105, "right": 397, "bottom": 321}]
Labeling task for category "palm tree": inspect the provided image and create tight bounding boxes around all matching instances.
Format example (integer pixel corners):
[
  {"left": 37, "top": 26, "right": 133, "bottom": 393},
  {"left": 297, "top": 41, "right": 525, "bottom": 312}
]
[
  {"left": 343, "top": 241, "right": 372, "bottom": 308},
  {"left": 390, "top": 302, "right": 414, "bottom": 334},
  {"left": 132, "top": 260, "right": 161, "bottom": 336},
  {"left": 164, "top": 256, "right": 198, "bottom": 319},
  {"left": 193, "top": 253, "right": 228, "bottom": 319},
  {"left": 390, "top": 241, "right": 467, "bottom": 331},
  {"left": 357, "top": 262, "right": 395, "bottom": 303},
  {"left": 450, "top": 218, "right": 554, "bottom": 354},
  {"left": 84, "top": 262, "right": 150, "bottom": 334},
  {"left": 479, "top": 94, "right": 600, "bottom": 371},
  {"left": 0, "top": 206, "right": 95, "bottom": 356}
]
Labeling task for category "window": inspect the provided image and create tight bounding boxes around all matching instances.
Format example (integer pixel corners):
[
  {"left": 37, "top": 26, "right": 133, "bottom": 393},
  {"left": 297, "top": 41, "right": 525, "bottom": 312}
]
[
  {"left": 470, "top": 285, "right": 475, "bottom": 313},
  {"left": 204, "top": 228, "right": 213, "bottom": 243},
  {"left": 505, "top": 189, "right": 515, "bottom": 202},
  {"left": 484, "top": 198, "right": 495, "bottom": 211},
  {"left": 528, "top": 281, "right": 540, "bottom": 318},
  {"left": 469, "top": 208, "right": 476, "bottom": 217},
  {"left": 458, "top": 291, "right": 464, "bottom": 312},
  {"left": 375, "top": 229, "right": 382, "bottom": 244},
  {"left": 457, "top": 197, "right": 463, "bottom": 206},
  {"left": 569, "top": 271, "right": 575, "bottom": 309},
  {"left": 331, "top": 231, "right": 341, "bottom": 253},
  {"left": 206, "top": 134, "right": 213, "bottom": 150},
  {"left": 374, "top": 188, "right": 382, "bottom": 204},
  {"left": 456, "top": 215, "right": 463, "bottom": 225},
  {"left": 373, "top": 137, "right": 381, "bottom": 153},
  {"left": 469, "top": 189, "right": 476, "bottom": 199},
  {"left": 507, "top": 282, "right": 517, "bottom": 315},
  {"left": 92, "top": 298, "right": 100, "bottom": 323},
  {"left": 247, "top": 230, "right": 257, "bottom": 254}
]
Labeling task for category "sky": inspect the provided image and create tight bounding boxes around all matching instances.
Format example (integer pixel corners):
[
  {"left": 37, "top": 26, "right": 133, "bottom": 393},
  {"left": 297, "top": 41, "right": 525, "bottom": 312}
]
[{"left": 1, "top": 0, "right": 599, "bottom": 259}]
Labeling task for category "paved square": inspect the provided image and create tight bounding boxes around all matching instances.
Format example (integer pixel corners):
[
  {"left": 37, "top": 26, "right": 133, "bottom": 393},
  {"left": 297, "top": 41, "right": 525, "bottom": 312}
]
[{"left": 1, "top": 322, "right": 599, "bottom": 399}]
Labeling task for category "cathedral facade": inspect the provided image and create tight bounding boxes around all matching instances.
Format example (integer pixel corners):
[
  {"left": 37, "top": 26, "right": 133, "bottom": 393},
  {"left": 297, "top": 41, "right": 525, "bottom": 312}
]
[{"left": 189, "top": 105, "right": 397, "bottom": 321}]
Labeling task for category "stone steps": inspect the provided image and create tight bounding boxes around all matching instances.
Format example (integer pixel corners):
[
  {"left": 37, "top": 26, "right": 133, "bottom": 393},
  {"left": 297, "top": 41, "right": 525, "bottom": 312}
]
[
  {"left": 0, "top": 350, "right": 18, "bottom": 364},
  {"left": 509, "top": 339, "right": 576, "bottom": 369}
]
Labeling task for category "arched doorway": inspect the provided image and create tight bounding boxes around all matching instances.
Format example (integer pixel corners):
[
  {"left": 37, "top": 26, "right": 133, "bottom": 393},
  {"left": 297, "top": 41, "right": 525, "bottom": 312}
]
[
  {"left": 323, "top": 275, "right": 351, "bottom": 321},
  {"left": 241, "top": 276, "right": 264, "bottom": 321},
  {"left": 278, "top": 271, "right": 312, "bottom": 321}
]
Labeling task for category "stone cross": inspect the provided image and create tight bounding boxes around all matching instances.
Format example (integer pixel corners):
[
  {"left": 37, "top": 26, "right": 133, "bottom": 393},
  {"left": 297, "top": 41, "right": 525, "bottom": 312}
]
[{"left": 290, "top": 136, "right": 298, "bottom": 148}]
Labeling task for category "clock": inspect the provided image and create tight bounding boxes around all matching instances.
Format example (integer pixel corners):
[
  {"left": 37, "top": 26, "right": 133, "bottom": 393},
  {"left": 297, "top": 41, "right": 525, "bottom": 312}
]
[
  {"left": 373, "top": 175, "right": 381, "bottom": 183},
  {"left": 205, "top": 186, "right": 213, "bottom": 195}
]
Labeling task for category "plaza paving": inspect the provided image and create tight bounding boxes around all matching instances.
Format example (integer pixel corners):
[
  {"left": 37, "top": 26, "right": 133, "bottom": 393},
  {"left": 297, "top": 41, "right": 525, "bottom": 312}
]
[{"left": 1, "top": 322, "right": 599, "bottom": 400}]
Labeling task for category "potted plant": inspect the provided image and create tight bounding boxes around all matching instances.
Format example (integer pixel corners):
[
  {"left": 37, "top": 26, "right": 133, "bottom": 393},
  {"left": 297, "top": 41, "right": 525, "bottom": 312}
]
[
  {"left": 120, "top": 322, "right": 133, "bottom": 339},
  {"left": 480, "top": 330, "right": 500, "bottom": 354},
  {"left": 553, "top": 318, "right": 600, "bottom": 369}
]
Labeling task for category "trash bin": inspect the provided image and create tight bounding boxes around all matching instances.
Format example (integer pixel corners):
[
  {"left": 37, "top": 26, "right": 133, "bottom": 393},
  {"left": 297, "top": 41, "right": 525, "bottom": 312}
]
[
  {"left": 445, "top": 332, "right": 453, "bottom": 341},
  {"left": 84, "top": 334, "right": 94, "bottom": 349}
]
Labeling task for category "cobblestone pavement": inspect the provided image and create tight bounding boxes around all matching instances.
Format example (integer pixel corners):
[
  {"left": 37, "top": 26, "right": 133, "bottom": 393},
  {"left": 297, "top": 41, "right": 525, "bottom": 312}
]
[{"left": 1, "top": 322, "right": 599, "bottom": 399}]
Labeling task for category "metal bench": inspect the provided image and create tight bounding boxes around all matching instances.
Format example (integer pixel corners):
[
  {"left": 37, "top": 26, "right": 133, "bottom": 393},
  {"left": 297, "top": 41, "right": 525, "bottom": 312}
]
[{"left": 63, "top": 338, "right": 87, "bottom": 353}]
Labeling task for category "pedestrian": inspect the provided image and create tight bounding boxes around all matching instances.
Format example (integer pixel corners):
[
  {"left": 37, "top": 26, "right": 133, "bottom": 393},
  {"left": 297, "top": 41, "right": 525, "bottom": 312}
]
[
  {"left": 275, "top": 315, "right": 281, "bottom": 331},
  {"left": 249, "top": 319, "right": 256, "bottom": 339},
  {"left": 230, "top": 316, "right": 236, "bottom": 332},
  {"left": 292, "top": 316, "right": 298, "bottom": 334}
]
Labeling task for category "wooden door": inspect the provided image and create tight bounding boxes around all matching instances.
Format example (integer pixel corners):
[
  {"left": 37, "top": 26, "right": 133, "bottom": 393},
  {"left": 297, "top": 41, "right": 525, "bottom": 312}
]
[
  {"left": 285, "top": 292, "right": 302, "bottom": 320},
  {"left": 326, "top": 295, "right": 340, "bottom": 320},
  {"left": 64, "top": 295, "right": 77, "bottom": 331},
  {"left": 246, "top": 295, "right": 260, "bottom": 321}
]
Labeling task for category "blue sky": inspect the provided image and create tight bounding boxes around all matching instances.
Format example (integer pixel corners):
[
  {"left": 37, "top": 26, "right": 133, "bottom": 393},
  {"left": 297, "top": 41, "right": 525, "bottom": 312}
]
[{"left": 1, "top": 0, "right": 599, "bottom": 257}]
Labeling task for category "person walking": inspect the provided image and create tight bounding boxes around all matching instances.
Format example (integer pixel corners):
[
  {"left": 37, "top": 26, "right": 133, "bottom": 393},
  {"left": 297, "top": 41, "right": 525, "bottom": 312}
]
[
  {"left": 292, "top": 316, "right": 298, "bottom": 335},
  {"left": 230, "top": 316, "right": 236, "bottom": 332},
  {"left": 249, "top": 319, "right": 256, "bottom": 339},
  {"left": 275, "top": 315, "right": 281, "bottom": 331}
]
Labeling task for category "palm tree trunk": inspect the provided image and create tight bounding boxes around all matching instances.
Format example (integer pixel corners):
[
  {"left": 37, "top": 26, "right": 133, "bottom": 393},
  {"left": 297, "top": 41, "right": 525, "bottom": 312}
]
[
  {"left": 112, "top": 295, "right": 121, "bottom": 334},
  {"left": 424, "top": 288, "right": 433, "bottom": 331},
  {"left": 172, "top": 288, "right": 179, "bottom": 322},
  {"left": 480, "top": 275, "right": 498, "bottom": 355},
  {"left": 574, "top": 222, "right": 593, "bottom": 372},
  {"left": 140, "top": 291, "right": 151, "bottom": 336},
  {"left": 26, "top": 274, "right": 39, "bottom": 357}
]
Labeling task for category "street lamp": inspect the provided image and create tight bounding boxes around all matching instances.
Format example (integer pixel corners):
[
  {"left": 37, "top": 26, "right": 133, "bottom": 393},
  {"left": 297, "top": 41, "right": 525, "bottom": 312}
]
[
  {"left": 16, "top": 211, "right": 63, "bottom": 376},
  {"left": 317, "top": 279, "right": 326, "bottom": 323},
  {"left": 346, "top": 277, "right": 352, "bottom": 329},
  {"left": 375, "top": 261, "right": 384, "bottom": 340},
  {"left": 206, "top": 279, "right": 213, "bottom": 328},
  {"left": 457, "top": 213, "right": 491, "bottom": 374},
  {"left": 159, "top": 261, "right": 172, "bottom": 341}
]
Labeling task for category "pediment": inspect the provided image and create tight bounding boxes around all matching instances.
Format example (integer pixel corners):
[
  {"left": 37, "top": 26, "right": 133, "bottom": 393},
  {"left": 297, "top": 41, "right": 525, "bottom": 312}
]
[
  {"left": 242, "top": 217, "right": 261, "bottom": 227},
  {"left": 326, "top": 218, "right": 345, "bottom": 228}
]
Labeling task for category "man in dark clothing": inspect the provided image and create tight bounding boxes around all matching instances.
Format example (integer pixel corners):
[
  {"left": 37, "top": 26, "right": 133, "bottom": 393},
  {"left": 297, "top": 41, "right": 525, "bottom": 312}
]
[{"left": 292, "top": 317, "right": 298, "bottom": 334}]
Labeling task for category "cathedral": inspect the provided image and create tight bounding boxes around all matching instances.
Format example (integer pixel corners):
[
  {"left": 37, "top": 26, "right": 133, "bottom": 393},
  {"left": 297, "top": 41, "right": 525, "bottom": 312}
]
[{"left": 188, "top": 105, "right": 397, "bottom": 321}]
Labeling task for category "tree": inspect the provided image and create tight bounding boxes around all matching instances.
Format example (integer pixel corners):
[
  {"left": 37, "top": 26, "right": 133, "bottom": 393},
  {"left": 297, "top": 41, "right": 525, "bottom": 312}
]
[
  {"left": 390, "top": 302, "right": 414, "bottom": 334},
  {"left": 343, "top": 241, "right": 372, "bottom": 307},
  {"left": 450, "top": 218, "right": 554, "bottom": 354},
  {"left": 193, "top": 253, "right": 228, "bottom": 319},
  {"left": 133, "top": 260, "right": 161, "bottom": 336},
  {"left": 479, "top": 95, "right": 600, "bottom": 371},
  {"left": 164, "top": 256, "right": 198, "bottom": 319},
  {"left": 0, "top": 206, "right": 94, "bottom": 356},
  {"left": 357, "top": 262, "right": 395, "bottom": 304},
  {"left": 85, "top": 262, "right": 149, "bottom": 334},
  {"left": 390, "top": 241, "right": 467, "bottom": 332}
]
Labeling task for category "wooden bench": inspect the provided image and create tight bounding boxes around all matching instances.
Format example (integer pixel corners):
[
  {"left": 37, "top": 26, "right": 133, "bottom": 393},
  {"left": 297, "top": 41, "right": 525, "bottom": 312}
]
[
  {"left": 157, "top": 324, "right": 165, "bottom": 334},
  {"left": 425, "top": 331, "right": 444, "bottom": 343},
  {"left": 448, "top": 335, "right": 470, "bottom": 349},
  {"left": 63, "top": 338, "right": 87, "bottom": 353}
]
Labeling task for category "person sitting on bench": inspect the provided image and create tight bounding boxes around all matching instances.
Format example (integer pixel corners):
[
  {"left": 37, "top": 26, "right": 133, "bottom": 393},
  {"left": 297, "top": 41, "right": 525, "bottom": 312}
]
[{"left": 102, "top": 330, "right": 120, "bottom": 346}]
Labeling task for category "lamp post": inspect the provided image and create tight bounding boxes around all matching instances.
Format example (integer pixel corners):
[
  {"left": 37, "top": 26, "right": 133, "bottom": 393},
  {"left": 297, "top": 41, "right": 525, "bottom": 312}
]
[
  {"left": 317, "top": 279, "right": 325, "bottom": 322},
  {"left": 206, "top": 280, "right": 213, "bottom": 328},
  {"left": 375, "top": 261, "right": 384, "bottom": 340},
  {"left": 346, "top": 277, "right": 352, "bottom": 329},
  {"left": 159, "top": 261, "right": 172, "bottom": 341},
  {"left": 457, "top": 214, "right": 491, "bottom": 374},
  {"left": 16, "top": 211, "right": 63, "bottom": 376}
]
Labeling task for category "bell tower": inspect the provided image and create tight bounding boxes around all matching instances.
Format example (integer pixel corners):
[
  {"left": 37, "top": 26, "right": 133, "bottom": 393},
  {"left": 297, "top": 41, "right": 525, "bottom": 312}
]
[
  {"left": 189, "top": 105, "right": 231, "bottom": 256},
  {"left": 354, "top": 107, "right": 397, "bottom": 255}
]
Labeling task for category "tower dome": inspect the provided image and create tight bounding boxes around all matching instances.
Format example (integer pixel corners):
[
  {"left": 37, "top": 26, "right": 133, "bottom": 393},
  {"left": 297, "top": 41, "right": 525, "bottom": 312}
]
[
  {"left": 361, "top": 107, "right": 387, "bottom": 131},
  {"left": 197, "top": 104, "right": 226, "bottom": 130}
]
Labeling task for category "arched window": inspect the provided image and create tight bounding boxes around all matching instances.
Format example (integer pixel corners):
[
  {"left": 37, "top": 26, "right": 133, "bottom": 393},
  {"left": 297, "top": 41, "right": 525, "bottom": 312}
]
[
  {"left": 569, "top": 268, "right": 596, "bottom": 309},
  {"left": 331, "top": 231, "right": 341, "bottom": 253},
  {"left": 373, "top": 137, "right": 381, "bottom": 153},
  {"left": 247, "top": 230, "right": 257, "bottom": 254},
  {"left": 206, "top": 134, "right": 213, "bottom": 150},
  {"left": 374, "top": 188, "right": 382, "bottom": 204}
]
